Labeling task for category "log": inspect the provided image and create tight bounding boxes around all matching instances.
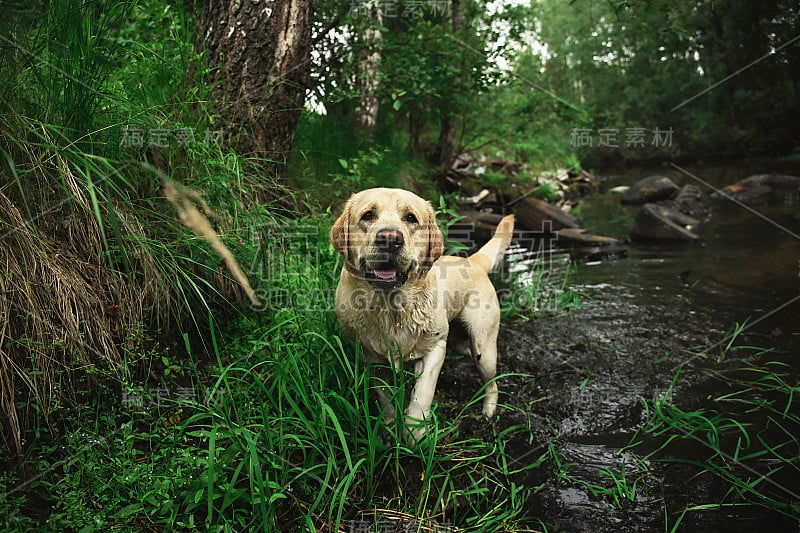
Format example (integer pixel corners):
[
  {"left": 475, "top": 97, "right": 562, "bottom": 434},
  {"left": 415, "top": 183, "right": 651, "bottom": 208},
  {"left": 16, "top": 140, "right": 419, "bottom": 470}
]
[
  {"left": 555, "top": 228, "right": 622, "bottom": 247},
  {"left": 630, "top": 203, "right": 699, "bottom": 241},
  {"left": 515, "top": 197, "right": 580, "bottom": 232}
]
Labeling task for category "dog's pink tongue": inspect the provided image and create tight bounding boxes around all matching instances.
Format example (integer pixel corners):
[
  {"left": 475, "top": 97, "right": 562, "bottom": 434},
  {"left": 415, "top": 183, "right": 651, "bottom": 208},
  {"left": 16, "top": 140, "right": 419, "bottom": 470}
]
[{"left": 373, "top": 268, "right": 397, "bottom": 280}]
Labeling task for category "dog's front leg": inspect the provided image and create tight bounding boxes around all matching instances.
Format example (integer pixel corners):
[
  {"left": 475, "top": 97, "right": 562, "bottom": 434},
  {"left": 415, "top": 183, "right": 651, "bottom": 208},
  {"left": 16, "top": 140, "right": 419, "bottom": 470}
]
[
  {"left": 371, "top": 353, "right": 402, "bottom": 428},
  {"left": 404, "top": 339, "right": 446, "bottom": 444}
]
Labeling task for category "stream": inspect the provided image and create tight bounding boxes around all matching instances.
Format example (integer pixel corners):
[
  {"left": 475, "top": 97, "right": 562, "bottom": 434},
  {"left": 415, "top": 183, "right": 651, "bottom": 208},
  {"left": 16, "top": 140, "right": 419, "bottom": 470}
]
[{"left": 441, "top": 161, "right": 800, "bottom": 531}]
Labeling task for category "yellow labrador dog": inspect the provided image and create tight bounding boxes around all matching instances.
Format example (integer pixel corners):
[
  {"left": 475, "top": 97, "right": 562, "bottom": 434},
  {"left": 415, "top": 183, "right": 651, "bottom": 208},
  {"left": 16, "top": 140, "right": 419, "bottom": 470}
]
[{"left": 330, "top": 188, "right": 514, "bottom": 442}]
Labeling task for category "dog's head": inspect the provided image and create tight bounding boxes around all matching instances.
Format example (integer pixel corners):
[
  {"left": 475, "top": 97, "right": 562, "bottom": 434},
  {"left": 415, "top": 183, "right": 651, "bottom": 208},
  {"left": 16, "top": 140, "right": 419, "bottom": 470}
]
[{"left": 330, "top": 188, "right": 444, "bottom": 290}]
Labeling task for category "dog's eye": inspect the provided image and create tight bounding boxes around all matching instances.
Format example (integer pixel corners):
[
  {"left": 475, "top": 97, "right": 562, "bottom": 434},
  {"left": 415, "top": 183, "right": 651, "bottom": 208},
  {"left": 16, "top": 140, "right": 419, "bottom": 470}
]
[
  {"left": 360, "top": 210, "right": 375, "bottom": 222},
  {"left": 403, "top": 213, "right": 419, "bottom": 225}
]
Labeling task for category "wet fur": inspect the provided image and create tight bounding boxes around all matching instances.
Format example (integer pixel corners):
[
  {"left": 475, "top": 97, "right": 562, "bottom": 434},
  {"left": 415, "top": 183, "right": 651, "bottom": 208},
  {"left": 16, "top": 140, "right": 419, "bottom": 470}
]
[{"left": 330, "top": 188, "right": 514, "bottom": 442}]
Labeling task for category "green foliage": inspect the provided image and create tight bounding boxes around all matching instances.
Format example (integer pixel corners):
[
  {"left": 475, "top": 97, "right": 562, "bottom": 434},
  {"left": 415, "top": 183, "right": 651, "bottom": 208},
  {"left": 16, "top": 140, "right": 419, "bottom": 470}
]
[
  {"left": 483, "top": 169, "right": 507, "bottom": 187},
  {"left": 458, "top": 54, "right": 587, "bottom": 172},
  {"left": 310, "top": 0, "right": 509, "bottom": 166},
  {"left": 0, "top": 0, "right": 284, "bottom": 456},
  {"left": 524, "top": 0, "right": 800, "bottom": 160},
  {"left": 0, "top": 0, "right": 131, "bottom": 138},
  {"left": 434, "top": 195, "right": 469, "bottom": 255},
  {"left": 501, "top": 261, "right": 582, "bottom": 321},
  {"left": 330, "top": 147, "right": 392, "bottom": 199},
  {"left": 533, "top": 182, "right": 558, "bottom": 203},
  {"left": 2, "top": 214, "right": 542, "bottom": 531},
  {"left": 290, "top": 112, "right": 437, "bottom": 210}
]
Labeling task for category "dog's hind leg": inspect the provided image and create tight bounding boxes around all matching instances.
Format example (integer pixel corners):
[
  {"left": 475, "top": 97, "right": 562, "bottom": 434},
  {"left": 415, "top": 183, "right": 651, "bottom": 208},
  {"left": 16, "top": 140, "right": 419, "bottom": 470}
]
[
  {"left": 461, "top": 296, "right": 500, "bottom": 418},
  {"left": 471, "top": 334, "right": 499, "bottom": 418}
]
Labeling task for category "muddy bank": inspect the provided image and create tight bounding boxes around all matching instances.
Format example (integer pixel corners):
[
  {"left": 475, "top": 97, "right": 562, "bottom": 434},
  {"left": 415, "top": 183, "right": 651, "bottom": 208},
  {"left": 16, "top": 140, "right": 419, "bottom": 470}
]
[
  {"left": 439, "top": 161, "right": 800, "bottom": 531},
  {"left": 441, "top": 271, "right": 728, "bottom": 531}
]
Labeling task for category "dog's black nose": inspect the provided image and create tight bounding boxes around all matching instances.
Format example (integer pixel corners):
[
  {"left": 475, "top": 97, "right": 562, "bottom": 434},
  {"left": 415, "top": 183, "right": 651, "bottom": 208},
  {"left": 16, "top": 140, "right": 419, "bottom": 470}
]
[{"left": 375, "top": 229, "right": 404, "bottom": 252}]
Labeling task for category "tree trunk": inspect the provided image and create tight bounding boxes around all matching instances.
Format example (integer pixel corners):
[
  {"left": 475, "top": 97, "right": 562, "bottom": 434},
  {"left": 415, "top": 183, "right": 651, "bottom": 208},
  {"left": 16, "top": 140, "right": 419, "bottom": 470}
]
[
  {"left": 355, "top": 1, "right": 382, "bottom": 139},
  {"left": 432, "top": 114, "right": 457, "bottom": 168},
  {"left": 201, "top": 0, "right": 315, "bottom": 194},
  {"left": 430, "top": 0, "right": 462, "bottom": 168},
  {"left": 407, "top": 103, "right": 425, "bottom": 156}
]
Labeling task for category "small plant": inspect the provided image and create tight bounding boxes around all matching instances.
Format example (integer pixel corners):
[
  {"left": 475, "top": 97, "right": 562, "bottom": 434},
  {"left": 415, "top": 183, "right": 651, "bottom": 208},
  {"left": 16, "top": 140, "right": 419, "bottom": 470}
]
[
  {"left": 435, "top": 195, "right": 469, "bottom": 255},
  {"left": 328, "top": 148, "right": 390, "bottom": 200},
  {"left": 549, "top": 445, "right": 645, "bottom": 510},
  {"left": 717, "top": 320, "right": 749, "bottom": 362},
  {"left": 501, "top": 261, "right": 582, "bottom": 320},
  {"left": 597, "top": 462, "right": 641, "bottom": 508},
  {"left": 533, "top": 182, "right": 558, "bottom": 203},
  {"left": 483, "top": 169, "right": 507, "bottom": 187}
]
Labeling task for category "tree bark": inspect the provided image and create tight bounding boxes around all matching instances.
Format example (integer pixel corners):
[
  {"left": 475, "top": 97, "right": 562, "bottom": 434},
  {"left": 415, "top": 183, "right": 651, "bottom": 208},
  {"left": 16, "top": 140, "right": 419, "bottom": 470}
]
[
  {"left": 201, "top": 0, "right": 315, "bottom": 192},
  {"left": 354, "top": 0, "right": 382, "bottom": 139},
  {"left": 430, "top": 0, "right": 462, "bottom": 168},
  {"left": 407, "top": 102, "right": 425, "bottom": 156}
]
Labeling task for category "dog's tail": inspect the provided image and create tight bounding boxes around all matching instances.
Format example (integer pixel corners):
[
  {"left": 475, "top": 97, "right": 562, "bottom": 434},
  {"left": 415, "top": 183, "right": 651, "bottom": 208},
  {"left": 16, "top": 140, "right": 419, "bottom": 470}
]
[{"left": 470, "top": 214, "right": 515, "bottom": 273}]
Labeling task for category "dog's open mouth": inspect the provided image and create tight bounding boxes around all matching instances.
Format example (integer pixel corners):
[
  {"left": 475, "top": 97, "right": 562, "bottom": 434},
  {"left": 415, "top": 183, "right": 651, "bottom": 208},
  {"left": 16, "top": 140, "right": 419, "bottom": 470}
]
[{"left": 364, "top": 262, "right": 409, "bottom": 289}]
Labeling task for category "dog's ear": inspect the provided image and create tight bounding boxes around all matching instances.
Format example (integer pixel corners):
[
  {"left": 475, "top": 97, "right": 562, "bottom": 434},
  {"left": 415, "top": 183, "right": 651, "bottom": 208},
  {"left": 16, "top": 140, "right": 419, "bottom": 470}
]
[
  {"left": 424, "top": 212, "right": 444, "bottom": 269},
  {"left": 330, "top": 203, "right": 351, "bottom": 259}
]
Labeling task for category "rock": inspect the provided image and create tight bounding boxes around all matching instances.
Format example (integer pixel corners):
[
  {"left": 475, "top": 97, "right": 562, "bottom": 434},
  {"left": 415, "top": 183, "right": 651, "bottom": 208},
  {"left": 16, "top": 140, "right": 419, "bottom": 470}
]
[
  {"left": 516, "top": 197, "right": 580, "bottom": 232},
  {"left": 661, "top": 207, "right": 699, "bottom": 228},
  {"left": 711, "top": 183, "right": 772, "bottom": 205},
  {"left": 739, "top": 174, "right": 800, "bottom": 188},
  {"left": 672, "top": 184, "right": 709, "bottom": 218},
  {"left": 711, "top": 174, "right": 800, "bottom": 205},
  {"left": 621, "top": 176, "right": 679, "bottom": 204},
  {"left": 735, "top": 183, "right": 772, "bottom": 204},
  {"left": 630, "top": 203, "right": 699, "bottom": 242}
]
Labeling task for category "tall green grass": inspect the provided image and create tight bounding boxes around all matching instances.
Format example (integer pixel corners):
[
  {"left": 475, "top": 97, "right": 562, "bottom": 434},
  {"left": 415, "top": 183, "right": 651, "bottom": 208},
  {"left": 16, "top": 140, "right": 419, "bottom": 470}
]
[
  {"left": 0, "top": 2, "right": 545, "bottom": 529},
  {"left": 0, "top": 214, "right": 543, "bottom": 531},
  {"left": 0, "top": 0, "right": 284, "bottom": 452},
  {"left": 171, "top": 218, "right": 541, "bottom": 531}
]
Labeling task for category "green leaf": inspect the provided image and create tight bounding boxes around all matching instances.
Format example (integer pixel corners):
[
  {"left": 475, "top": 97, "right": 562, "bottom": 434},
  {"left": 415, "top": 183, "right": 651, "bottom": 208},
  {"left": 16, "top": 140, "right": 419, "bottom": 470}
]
[{"left": 118, "top": 503, "right": 143, "bottom": 517}]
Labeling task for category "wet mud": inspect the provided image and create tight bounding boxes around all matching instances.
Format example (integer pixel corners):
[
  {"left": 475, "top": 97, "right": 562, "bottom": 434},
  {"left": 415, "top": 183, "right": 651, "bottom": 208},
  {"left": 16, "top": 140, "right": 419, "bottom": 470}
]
[{"left": 439, "top": 163, "right": 800, "bottom": 531}]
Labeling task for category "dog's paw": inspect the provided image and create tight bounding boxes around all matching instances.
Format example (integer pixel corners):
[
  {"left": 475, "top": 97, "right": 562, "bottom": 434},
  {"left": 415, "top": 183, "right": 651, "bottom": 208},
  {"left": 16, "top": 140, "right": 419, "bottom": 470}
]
[
  {"left": 481, "top": 382, "right": 499, "bottom": 418},
  {"left": 403, "top": 405, "right": 430, "bottom": 446},
  {"left": 403, "top": 425, "right": 426, "bottom": 446}
]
